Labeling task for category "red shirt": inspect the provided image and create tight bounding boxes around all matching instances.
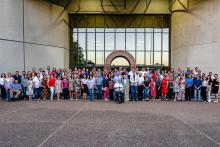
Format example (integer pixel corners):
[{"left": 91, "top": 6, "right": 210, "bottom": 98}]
[{"left": 48, "top": 78, "right": 56, "bottom": 87}]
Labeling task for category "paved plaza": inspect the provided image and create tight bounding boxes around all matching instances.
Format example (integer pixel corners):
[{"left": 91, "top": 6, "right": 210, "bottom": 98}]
[{"left": 0, "top": 101, "right": 220, "bottom": 147}]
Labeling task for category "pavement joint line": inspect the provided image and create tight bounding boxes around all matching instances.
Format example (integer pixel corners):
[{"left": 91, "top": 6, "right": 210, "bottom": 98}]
[
  {"left": 37, "top": 103, "right": 87, "bottom": 147},
  {"left": 177, "top": 117, "right": 220, "bottom": 146}
]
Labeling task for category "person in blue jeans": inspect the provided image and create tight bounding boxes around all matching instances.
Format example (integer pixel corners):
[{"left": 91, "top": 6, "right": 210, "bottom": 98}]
[
  {"left": 142, "top": 76, "right": 150, "bottom": 101},
  {"left": 194, "top": 75, "right": 202, "bottom": 101},
  {"left": 87, "top": 76, "right": 96, "bottom": 101},
  {"left": 129, "top": 69, "right": 138, "bottom": 101},
  {"left": 95, "top": 74, "right": 103, "bottom": 100}
]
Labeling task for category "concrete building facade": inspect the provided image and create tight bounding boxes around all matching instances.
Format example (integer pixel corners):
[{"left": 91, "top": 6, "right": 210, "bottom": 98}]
[{"left": 0, "top": 0, "right": 69, "bottom": 72}]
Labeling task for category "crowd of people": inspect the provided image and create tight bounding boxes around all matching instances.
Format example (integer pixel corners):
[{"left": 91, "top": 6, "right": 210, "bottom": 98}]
[{"left": 0, "top": 66, "right": 219, "bottom": 103}]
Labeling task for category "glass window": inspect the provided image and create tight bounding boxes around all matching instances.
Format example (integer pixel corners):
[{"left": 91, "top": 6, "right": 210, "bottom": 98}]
[
  {"left": 162, "top": 52, "right": 169, "bottom": 66},
  {"left": 154, "top": 52, "right": 161, "bottom": 65},
  {"left": 78, "top": 33, "right": 86, "bottom": 51},
  {"left": 87, "top": 52, "right": 95, "bottom": 64},
  {"left": 73, "top": 28, "right": 78, "bottom": 33},
  {"left": 136, "top": 52, "right": 145, "bottom": 65},
  {"left": 126, "top": 28, "right": 135, "bottom": 32},
  {"left": 78, "top": 28, "right": 86, "bottom": 32},
  {"left": 105, "top": 33, "right": 115, "bottom": 51},
  {"left": 145, "top": 33, "right": 152, "bottom": 51},
  {"left": 137, "top": 33, "right": 144, "bottom": 51},
  {"left": 87, "top": 33, "right": 95, "bottom": 51},
  {"left": 137, "top": 28, "right": 145, "bottom": 33},
  {"left": 116, "top": 33, "right": 125, "bottom": 50},
  {"left": 96, "top": 28, "right": 104, "bottom": 32},
  {"left": 96, "top": 33, "right": 104, "bottom": 51},
  {"left": 154, "top": 33, "right": 162, "bottom": 51},
  {"left": 126, "top": 33, "right": 135, "bottom": 51},
  {"left": 105, "top": 28, "right": 115, "bottom": 32},
  {"left": 154, "top": 28, "right": 162, "bottom": 33},
  {"left": 96, "top": 51, "right": 105, "bottom": 65},
  {"left": 163, "top": 28, "right": 169, "bottom": 33},
  {"left": 87, "top": 28, "right": 95, "bottom": 33},
  {"left": 163, "top": 33, "right": 169, "bottom": 51},
  {"left": 145, "top": 28, "right": 153, "bottom": 33},
  {"left": 145, "top": 52, "right": 153, "bottom": 66},
  {"left": 116, "top": 28, "right": 125, "bottom": 32}
]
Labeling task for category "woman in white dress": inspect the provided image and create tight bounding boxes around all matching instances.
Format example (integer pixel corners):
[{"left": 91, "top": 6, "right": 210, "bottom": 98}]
[{"left": 27, "top": 76, "right": 34, "bottom": 100}]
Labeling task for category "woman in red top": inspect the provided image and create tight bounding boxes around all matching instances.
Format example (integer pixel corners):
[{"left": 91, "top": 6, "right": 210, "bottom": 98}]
[
  {"left": 161, "top": 75, "right": 169, "bottom": 101},
  {"left": 47, "top": 74, "right": 56, "bottom": 100}
]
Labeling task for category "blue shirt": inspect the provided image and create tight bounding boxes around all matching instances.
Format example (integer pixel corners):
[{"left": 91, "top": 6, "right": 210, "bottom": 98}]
[
  {"left": 185, "top": 78, "right": 193, "bottom": 87},
  {"left": 194, "top": 79, "right": 202, "bottom": 88},
  {"left": 11, "top": 83, "right": 22, "bottom": 90}
]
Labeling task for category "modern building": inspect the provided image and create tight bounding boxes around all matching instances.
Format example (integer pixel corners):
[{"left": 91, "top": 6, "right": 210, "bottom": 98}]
[{"left": 0, "top": 0, "right": 219, "bottom": 73}]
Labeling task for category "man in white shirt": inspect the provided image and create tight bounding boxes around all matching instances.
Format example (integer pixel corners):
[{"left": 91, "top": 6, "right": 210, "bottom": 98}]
[{"left": 33, "top": 73, "right": 41, "bottom": 100}]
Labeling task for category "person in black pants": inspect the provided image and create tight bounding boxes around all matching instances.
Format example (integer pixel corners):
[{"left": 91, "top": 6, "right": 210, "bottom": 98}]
[
  {"left": 201, "top": 76, "right": 208, "bottom": 102},
  {"left": 0, "top": 73, "right": 7, "bottom": 100},
  {"left": 185, "top": 74, "right": 193, "bottom": 101}
]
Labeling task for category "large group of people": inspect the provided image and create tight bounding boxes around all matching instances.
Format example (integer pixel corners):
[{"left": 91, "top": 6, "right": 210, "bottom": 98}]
[{"left": 0, "top": 66, "right": 219, "bottom": 103}]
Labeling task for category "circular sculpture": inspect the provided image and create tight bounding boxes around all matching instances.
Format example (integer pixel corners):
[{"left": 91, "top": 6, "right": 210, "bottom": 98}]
[{"left": 104, "top": 50, "right": 136, "bottom": 71}]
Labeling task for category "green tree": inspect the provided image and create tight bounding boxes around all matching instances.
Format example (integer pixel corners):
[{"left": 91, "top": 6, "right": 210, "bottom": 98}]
[{"left": 70, "top": 40, "right": 86, "bottom": 68}]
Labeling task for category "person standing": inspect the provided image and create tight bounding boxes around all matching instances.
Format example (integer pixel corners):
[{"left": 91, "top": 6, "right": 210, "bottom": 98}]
[
  {"left": 81, "top": 74, "right": 88, "bottom": 101},
  {"left": 68, "top": 75, "right": 74, "bottom": 100},
  {"left": 33, "top": 73, "right": 41, "bottom": 100},
  {"left": 108, "top": 77, "right": 115, "bottom": 101},
  {"left": 201, "top": 76, "right": 208, "bottom": 102},
  {"left": 103, "top": 75, "right": 109, "bottom": 101},
  {"left": 130, "top": 69, "right": 138, "bottom": 101},
  {"left": 173, "top": 77, "right": 180, "bottom": 102},
  {"left": 122, "top": 74, "right": 130, "bottom": 102},
  {"left": 194, "top": 76, "right": 202, "bottom": 102},
  {"left": 95, "top": 74, "right": 103, "bottom": 100},
  {"left": 155, "top": 76, "right": 161, "bottom": 100},
  {"left": 55, "top": 75, "right": 62, "bottom": 100},
  {"left": 74, "top": 75, "right": 81, "bottom": 100},
  {"left": 150, "top": 78, "right": 156, "bottom": 101},
  {"left": 47, "top": 74, "right": 56, "bottom": 101},
  {"left": 41, "top": 75, "right": 49, "bottom": 100},
  {"left": 21, "top": 74, "right": 28, "bottom": 100},
  {"left": 212, "top": 74, "right": 219, "bottom": 103},
  {"left": 185, "top": 74, "right": 193, "bottom": 101},
  {"left": 207, "top": 75, "right": 212, "bottom": 102},
  {"left": 87, "top": 76, "right": 96, "bottom": 101},
  {"left": 137, "top": 73, "right": 144, "bottom": 101},
  {"left": 161, "top": 75, "right": 169, "bottom": 101},
  {"left": 27, "top": 76, "right": 34, "bottom": 100},
  {"left": 142, "top": 76, "right": 150, "bottom": 101},
  {"left": 62, "top": 76, "right": 69, "bottom": 100},
  {"left": 0, "top": 73, "right": 6, "bottom": 100}
]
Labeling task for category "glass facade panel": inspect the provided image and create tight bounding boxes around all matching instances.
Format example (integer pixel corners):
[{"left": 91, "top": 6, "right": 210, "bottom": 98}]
[
  {"left": 126, "top": 33, "right": 135, "bottom": 51},
  {"left": 136, "top": 52, "right": 145, "bottom": 65},
  {"left": 96, "top": 33, "right": 104, "bottom": 51},
  {"left": 116, "top": 33, "right": 125, "bottom": 50},
  {"left": 137, "top": 33, "right": 144, "bottom": 51},
  {"left": 154, "top": 33, "right": 162, "bottom": 51},
  {"left": 105, "top": 33, "right": 115, "bottom": 51},
  {"left": 87, "top": 33, "right": 95, "bottom": 51},
  {"left": 96, "top": 51, "right": 105, "bottom": 65},
  {"left": 71, "top": 28, "right": 170, "bottom": 67},
  {"left": 78, "top": 33, "right": 86, "bottom": 51}
]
